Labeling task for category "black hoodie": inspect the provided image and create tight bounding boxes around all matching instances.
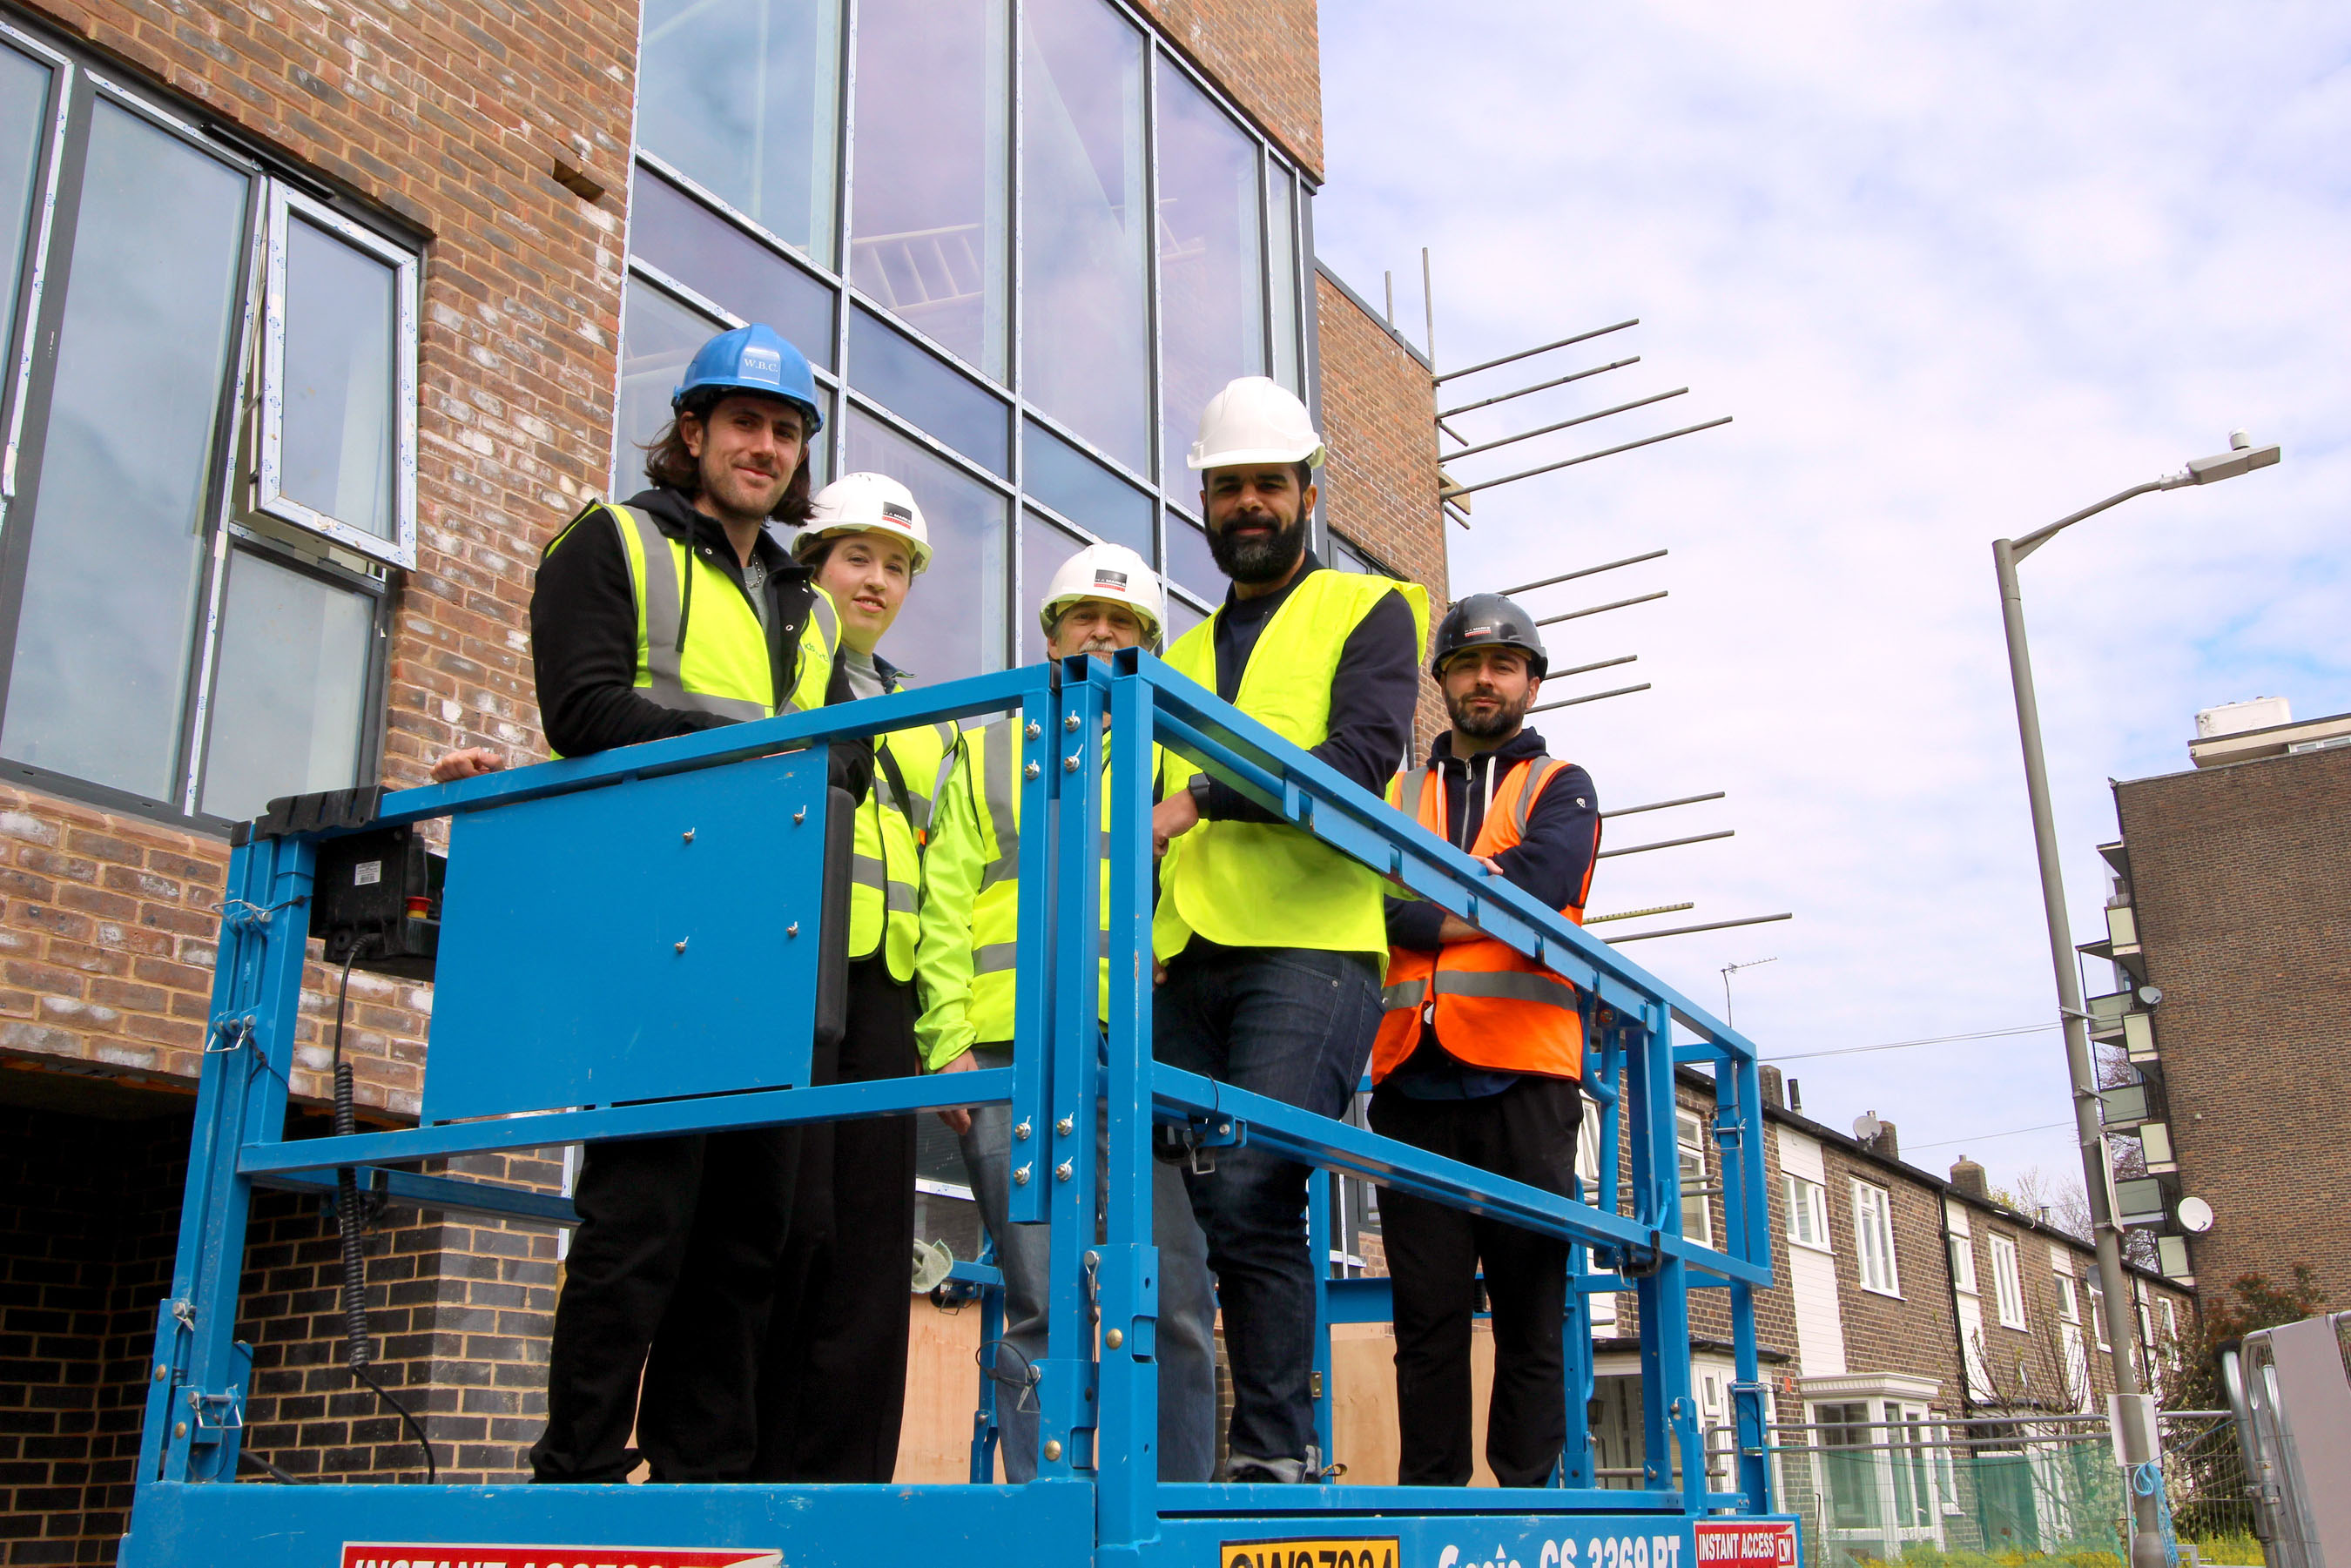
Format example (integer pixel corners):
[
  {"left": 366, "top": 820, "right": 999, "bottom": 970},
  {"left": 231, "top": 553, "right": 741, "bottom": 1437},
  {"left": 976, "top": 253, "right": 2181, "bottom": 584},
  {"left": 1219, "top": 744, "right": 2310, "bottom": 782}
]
[
  {"left": 1382, "top": 726, "right": 1599, "bottom": 1097},
  {"left": 529, "top": 486, "right": 872, "bottom": 797},
  {"left": 1383, "top": 726, "right": 1599, "bottom": 952}
]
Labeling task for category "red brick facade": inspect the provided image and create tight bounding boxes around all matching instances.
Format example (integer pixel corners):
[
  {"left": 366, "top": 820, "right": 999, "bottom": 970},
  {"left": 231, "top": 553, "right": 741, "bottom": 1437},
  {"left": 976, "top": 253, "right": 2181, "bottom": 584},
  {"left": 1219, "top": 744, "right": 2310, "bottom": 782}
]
[
  {"left": 1314, "top": 268, "right": 1450, "bottom": 749},
  {"left": 1137, "top": 0, "right": 1323, "bottom": 177},
  {"left": 2110, "top": 741, "right": 2351, "bottom": 1311}
]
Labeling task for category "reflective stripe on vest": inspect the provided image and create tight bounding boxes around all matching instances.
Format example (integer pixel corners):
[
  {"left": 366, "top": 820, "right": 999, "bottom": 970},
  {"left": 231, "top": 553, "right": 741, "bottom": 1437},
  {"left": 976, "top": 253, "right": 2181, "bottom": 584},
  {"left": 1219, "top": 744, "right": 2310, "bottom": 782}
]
[
  {"left": 846, "top": 690, "right": 957, "bottom": 979},
  {"left": 963, "top": 717, "right": 1117, "bottom": 1042},
  {"left": 1152, "top": 569, "right": 1431, "bottom": 968},
  {"left": 596, "top": 503, "right": 839, "bottom": 732},
  {"left": 1371, "top": 753, "right": 1590, "bottom": 1085}
]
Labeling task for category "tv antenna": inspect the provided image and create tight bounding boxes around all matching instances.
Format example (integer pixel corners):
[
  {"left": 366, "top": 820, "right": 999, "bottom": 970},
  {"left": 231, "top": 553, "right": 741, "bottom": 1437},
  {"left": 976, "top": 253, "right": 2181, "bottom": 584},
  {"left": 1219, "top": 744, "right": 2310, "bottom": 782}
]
[{"left": 1720, "top": 956, "right": 1779, "bottom": 1026}]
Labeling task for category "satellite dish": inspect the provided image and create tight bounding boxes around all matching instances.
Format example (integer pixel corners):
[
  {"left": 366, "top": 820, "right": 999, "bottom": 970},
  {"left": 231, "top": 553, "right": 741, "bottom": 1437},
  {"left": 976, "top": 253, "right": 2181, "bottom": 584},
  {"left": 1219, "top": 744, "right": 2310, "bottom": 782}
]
[
  {"left": 1853, "top": 1111, "right": 1884, "bottom": 1141},
  {"left": 2138, "top": 986, "right": 2164, "bottom": 1006},
  {"left": 2175, "top": 1195, "right": 2214, "bottom": 1235},
  {"left": 911, "top": 1237, "right": 956, "bottom": 1294}
]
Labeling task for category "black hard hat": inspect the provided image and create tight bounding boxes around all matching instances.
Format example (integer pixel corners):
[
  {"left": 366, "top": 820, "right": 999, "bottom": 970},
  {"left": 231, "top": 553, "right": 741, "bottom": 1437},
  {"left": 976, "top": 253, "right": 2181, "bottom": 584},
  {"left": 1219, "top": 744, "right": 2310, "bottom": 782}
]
[{"left": 1431, "top": 593, "right": 1547, "bottom": 679}]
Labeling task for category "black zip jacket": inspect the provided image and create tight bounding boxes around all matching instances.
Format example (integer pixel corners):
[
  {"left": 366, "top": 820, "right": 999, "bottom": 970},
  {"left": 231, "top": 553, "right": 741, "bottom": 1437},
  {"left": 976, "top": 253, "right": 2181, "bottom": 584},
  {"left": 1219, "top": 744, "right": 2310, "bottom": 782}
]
[
  {"left": 1384, "top": 727, "right": 1599, "bottom": 953},
  {"left": 1196, "top": 551, "right": 1422, "bottom": 821},
  {"left": 529, "top": 486, "right": 872, "bottom": 797}
]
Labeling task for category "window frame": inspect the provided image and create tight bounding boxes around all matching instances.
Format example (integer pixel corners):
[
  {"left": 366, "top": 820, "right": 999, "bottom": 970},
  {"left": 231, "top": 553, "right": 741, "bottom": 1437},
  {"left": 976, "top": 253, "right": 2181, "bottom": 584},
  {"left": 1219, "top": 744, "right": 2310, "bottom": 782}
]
[
  {"left": 1850, "top": 1179, "right": 1901, "bottom": 1297},
  {"left": 617, "top": 0, "right": 1322, "bottom": 676},
  {"left": 1676, "top": 1107, "right": 1713, "bottom": 1247},
  {"left": 0, "top": 36, "right": 404, "bottom": 830},
  {"left": 253, "top": 184, "right": 420, "bottom": 569},
  {"left": 2055, "top": 1271, "right": 2080, "bottom": 1324},
  {"left": 1989, "top": 1234, "right": 2028, "bottom": 1329},
  {"left": 1783, "top": 1172, "right": 1831, "bottom": 1253},
  {"left": 0, "top": 17, "right": 72, "bottom": 513}
]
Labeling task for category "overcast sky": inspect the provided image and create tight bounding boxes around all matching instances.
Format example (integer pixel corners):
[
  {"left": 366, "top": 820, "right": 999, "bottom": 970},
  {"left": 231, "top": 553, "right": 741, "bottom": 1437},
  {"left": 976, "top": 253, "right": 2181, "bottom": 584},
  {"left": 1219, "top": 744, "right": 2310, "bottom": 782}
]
[{"left": 1313, "top": 3, "right": 2349, "bottom": 1195}]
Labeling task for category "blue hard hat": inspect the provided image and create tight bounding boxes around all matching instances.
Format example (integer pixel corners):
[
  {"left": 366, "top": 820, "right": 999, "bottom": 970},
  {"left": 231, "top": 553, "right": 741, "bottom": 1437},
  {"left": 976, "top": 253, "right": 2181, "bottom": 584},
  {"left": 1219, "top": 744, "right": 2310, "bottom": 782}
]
[{"left": 673, "top": 322, "right": 823, "bottom": 434}]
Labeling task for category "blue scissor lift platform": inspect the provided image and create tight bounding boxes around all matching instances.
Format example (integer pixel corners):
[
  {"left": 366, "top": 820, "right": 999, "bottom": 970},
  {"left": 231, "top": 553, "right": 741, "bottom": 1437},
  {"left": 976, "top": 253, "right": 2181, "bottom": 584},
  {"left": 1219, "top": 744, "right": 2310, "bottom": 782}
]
[{"left": 121, "top": 651, "right": 1798, "bottom": 1568}]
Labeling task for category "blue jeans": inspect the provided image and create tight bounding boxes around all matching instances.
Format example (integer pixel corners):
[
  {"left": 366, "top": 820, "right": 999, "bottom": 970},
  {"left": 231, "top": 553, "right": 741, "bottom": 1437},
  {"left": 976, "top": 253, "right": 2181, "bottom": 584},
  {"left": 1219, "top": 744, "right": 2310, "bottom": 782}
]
[
  {"left": 958, "top": 1043, "right": 1218, "bottom": 1483},
  {"left": 1154, "top": 942, "right": 1384, "bottom": 1471}
]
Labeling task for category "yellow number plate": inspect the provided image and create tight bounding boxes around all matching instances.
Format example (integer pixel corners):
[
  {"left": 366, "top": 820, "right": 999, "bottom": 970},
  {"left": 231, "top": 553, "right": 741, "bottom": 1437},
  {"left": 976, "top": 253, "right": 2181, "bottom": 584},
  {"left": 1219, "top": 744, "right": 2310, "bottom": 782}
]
[{"left": 1223, "top": 1539, "right": 1401, "bottom": 1568}]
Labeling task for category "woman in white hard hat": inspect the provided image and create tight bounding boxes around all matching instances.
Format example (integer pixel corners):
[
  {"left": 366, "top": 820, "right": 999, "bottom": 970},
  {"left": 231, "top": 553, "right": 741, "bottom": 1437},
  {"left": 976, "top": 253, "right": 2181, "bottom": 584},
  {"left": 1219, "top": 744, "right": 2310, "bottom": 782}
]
[
  {"left": 911, "top": 542, "right": 1219, "bottom": 1483},
  {"left": 751, "top": 472, "right": 959, "bottom": 1484}
]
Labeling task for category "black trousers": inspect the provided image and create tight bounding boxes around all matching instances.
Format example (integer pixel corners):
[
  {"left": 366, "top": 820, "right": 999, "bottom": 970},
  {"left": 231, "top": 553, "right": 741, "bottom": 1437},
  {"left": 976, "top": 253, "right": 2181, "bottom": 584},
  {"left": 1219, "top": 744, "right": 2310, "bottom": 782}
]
[
  {"left": 1369, "top": 1073, "right": 1581, "bottom": 1488},
  {"left": 751, "top": 955, "right": 919, "bottom": 1481},
  {"left": 529, "top": 1121, "right": 799, "bottom": 1482}
]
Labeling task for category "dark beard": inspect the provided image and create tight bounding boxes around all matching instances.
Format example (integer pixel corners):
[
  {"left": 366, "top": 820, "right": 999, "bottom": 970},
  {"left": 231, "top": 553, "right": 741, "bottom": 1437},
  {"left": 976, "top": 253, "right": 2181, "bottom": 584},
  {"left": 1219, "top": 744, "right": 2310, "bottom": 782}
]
[
  {"left": 1208, "top": 511, "right": 1307, "bottom": 585},
  {"left": 1447, "top": 688, "right": 1530, "bottom": 741}
]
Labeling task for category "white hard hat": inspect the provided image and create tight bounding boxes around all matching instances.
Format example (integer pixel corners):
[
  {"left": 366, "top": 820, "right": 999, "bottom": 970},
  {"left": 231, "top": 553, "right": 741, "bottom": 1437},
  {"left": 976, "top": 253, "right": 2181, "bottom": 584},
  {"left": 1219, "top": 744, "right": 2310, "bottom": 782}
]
[
  {"left": 795, "top": 471, "right": 933, "bottom": 572},
  {"left": 1186, "top": 375, "right": 1324, "bottom": 473},
  {"left": 1038, "top": 542, "right": 1165, "bottom": 648}
]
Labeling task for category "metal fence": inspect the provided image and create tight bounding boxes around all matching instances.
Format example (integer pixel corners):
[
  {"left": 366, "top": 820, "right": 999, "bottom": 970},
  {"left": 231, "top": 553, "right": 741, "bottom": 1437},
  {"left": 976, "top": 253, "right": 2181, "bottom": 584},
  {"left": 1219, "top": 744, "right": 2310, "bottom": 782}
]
[{"left": 1753, "top": 1413, "right": 2262, "bottom": 1568}]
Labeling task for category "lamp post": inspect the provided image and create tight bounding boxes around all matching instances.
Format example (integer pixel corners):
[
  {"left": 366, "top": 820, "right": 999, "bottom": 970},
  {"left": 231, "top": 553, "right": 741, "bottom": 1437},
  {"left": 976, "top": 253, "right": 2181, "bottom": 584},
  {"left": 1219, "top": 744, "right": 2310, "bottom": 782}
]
[{"left": 1991, "top": 430, "right": 2281, "bottom": 1568}]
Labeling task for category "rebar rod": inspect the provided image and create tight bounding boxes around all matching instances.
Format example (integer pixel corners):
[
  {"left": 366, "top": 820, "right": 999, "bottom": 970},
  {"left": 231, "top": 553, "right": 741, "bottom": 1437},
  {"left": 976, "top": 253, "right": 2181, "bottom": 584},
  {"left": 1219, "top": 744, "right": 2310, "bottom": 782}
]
[
  {"left": 1433, "top": 318, "right": 1639, "bottom": 385},
  {"left": 1442, "top": 417, "right": 1733, "bottom": 500},
  {"left": 1493, "top": 549, "right": 1667, "bottom": 599},
  {"left": 1597, "top": 828, "right": 1733, "bottom": 859},
  {"left": 1533, "top": 590, "right": 1668, "bottom": 629},
  {"left": 1438, "top": 356, "right": 1641, "bottom": 421},
  {"left": 1440, "top": 388, "right": 1687, "bottom": 461},
  {"left": 1605, "top": 912, "right": 1790, "bottom": 944}
]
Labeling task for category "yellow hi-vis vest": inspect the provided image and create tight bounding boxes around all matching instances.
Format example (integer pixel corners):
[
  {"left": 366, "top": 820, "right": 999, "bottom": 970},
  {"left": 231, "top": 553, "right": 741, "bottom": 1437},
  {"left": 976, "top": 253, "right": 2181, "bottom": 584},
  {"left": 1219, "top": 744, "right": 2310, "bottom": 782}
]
[
  {"left": 951, "top": 717, "right": 1114, "bottom": 1043},
  {"left": 597, "top": 501, "right": 839, "bottom": 729},
  {"left": 847, "top": 669, "right": 957, "bottom": 980},
  {"left": 1153, "top": 567, "right": 1429, "bottom": 966}
]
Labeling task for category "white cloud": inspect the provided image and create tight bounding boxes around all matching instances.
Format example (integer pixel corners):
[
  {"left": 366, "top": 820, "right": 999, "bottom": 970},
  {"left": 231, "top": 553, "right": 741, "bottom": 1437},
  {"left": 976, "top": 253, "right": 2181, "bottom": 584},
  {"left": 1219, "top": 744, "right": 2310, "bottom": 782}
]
[{"left": 1316, "top": 2, "right": 2351, "bottom": 1188}]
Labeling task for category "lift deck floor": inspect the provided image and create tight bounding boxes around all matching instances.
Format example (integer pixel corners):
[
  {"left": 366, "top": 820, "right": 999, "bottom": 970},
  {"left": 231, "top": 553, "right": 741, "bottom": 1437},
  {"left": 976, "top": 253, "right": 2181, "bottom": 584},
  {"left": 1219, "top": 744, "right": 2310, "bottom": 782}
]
[{"left": 120, "top": 1481, "right": 1799, "bottom": 1568}]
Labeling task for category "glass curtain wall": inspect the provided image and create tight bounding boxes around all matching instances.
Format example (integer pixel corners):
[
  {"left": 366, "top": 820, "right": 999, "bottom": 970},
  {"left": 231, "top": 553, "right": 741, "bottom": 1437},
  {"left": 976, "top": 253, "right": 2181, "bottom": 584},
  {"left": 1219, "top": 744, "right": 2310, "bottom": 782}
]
[{"left": 619, "top": 0, "right": 1313, "bottom": 676}]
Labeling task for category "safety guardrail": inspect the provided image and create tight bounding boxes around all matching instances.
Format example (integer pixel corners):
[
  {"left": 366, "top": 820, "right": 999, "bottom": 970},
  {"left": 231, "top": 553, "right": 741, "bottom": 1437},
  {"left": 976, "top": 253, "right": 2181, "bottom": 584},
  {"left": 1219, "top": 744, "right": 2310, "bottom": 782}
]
[{"left": 126, "top": 649, "right": 1780, "bottom": 1568}]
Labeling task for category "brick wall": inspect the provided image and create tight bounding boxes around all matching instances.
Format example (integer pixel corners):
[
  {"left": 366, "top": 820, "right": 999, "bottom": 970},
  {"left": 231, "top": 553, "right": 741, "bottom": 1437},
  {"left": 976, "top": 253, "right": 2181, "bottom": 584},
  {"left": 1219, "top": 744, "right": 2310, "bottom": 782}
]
[
  {"left": 2112, "top": 744, "right": 2351, "bottom": 1311},
  {"left": 236, "top": 1144, "right": 562, "bottom": 1487},
  {"left": 0, "top": 1087, "right": 560, "bottom": 1566},
  {"left": 1314, "top": 270, "right": 1450, "bottom": 750},
  {"left": 1818, "top": 1141, "right": 1965, "bottom": 1403},
  {"left": 0, "top": 0, "right": 640, "bottom": 1110},
  {"left": 1136, "top": 0, "right": 1321, "bottom": 177},
  {"left": 0, "top": 1101, "right": 170, "bottom": 1566}
]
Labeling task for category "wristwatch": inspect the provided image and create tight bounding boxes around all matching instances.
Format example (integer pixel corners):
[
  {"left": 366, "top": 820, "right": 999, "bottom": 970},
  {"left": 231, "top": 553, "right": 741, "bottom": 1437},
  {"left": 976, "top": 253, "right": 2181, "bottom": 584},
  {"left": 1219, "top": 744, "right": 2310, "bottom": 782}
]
[{"left": 1187, "top": 773, "right": 1212, "bottom": 815}]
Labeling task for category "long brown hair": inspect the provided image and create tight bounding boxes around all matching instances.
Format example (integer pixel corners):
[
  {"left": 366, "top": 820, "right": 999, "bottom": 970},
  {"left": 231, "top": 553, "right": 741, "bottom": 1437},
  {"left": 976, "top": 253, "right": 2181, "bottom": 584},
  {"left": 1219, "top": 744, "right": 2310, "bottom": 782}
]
[{"left": 642, "top": 404, "right": 815, "bottom": 527}]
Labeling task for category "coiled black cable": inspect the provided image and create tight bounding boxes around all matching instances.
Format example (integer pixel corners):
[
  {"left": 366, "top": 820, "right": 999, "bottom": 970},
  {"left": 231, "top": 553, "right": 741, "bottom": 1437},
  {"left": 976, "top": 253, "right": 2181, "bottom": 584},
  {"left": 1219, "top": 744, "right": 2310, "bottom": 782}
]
[{"left": 329, "top": 940, "right": 436, "bottom": 1483}]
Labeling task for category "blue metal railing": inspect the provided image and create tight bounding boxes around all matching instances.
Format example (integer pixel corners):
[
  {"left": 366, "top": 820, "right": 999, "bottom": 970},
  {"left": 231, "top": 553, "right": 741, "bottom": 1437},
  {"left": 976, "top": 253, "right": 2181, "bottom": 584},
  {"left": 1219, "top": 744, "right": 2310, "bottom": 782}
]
[{"left": 132, "top": 649, "right": 1776, "bottom": 1562}]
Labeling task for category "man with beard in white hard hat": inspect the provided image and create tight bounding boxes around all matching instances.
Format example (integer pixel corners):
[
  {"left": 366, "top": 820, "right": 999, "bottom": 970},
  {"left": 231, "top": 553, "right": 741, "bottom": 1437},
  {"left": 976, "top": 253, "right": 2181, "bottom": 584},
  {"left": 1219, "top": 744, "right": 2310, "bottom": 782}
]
[
  {"left": 1148, "top": 377, "right": 1429, "bottom": 1484},
  {"left": 916, "top": 542, "right": 1217, "bottom": 1482}
]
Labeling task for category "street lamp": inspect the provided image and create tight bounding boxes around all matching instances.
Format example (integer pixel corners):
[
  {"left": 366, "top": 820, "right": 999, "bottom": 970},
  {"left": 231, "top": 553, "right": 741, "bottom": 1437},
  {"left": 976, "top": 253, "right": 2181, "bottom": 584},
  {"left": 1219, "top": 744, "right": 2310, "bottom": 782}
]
[{"left": 1991, "top": 429, "right": 2281, "bottom": 1568}]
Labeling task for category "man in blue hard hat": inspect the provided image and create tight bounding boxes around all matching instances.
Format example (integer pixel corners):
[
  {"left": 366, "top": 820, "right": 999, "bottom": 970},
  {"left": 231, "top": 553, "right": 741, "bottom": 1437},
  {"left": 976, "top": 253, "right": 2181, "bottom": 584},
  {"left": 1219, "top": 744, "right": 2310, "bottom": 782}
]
[{"left": 522, "top": 323, "right": 872, "bottom": 1484}]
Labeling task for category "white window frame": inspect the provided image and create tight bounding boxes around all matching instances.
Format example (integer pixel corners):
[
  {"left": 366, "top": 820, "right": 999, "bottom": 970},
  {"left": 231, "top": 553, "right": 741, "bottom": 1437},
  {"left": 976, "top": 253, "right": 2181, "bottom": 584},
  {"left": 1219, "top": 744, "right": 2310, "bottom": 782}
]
[
  {"left": 1783, "top": 1172, "right": 1831, "bottom": 1252},
  {"left": 2159, "top": 1297, "right": 2178, "bottom": 1344},
  {"left": 1989, "top": 1235, "right": 2027, "bottom": 1329},
  {"left": 1576, "top": 1094, "right": 1602, "bottom": 1188},
  {"left": 2088, "top": 1281, "right": 2111, "bottom": 1349},
  {"left": 1677, "top": 1107, "right": 1713, "bottom": 1247},
  {"left": 1947, "top": 1231, "right": 1977, "bottom": 1295},
  {"left": 1851, "top": 1179, "right": 1901, "bottom": 1297},
  {"left": 256, "top": 183, "right": 420, "bottom": 569},
  {"left": 2055, "top": 1272, "right": 2079, "bottom": 1323}
]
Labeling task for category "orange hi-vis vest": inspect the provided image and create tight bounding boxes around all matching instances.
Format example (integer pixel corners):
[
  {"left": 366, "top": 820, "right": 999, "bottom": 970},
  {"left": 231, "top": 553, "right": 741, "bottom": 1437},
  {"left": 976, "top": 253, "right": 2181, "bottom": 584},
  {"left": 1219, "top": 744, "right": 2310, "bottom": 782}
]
[{"left": 1371, "top": 753, "right": 1597, "bottom": 1086}]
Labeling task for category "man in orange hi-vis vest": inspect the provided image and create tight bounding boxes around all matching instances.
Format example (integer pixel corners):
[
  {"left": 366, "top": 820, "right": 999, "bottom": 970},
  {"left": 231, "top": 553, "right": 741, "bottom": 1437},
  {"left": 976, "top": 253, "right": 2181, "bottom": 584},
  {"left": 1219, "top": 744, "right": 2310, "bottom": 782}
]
[{"left": 1371, "top": 591, "right": 1600, "bottom": 1489}]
